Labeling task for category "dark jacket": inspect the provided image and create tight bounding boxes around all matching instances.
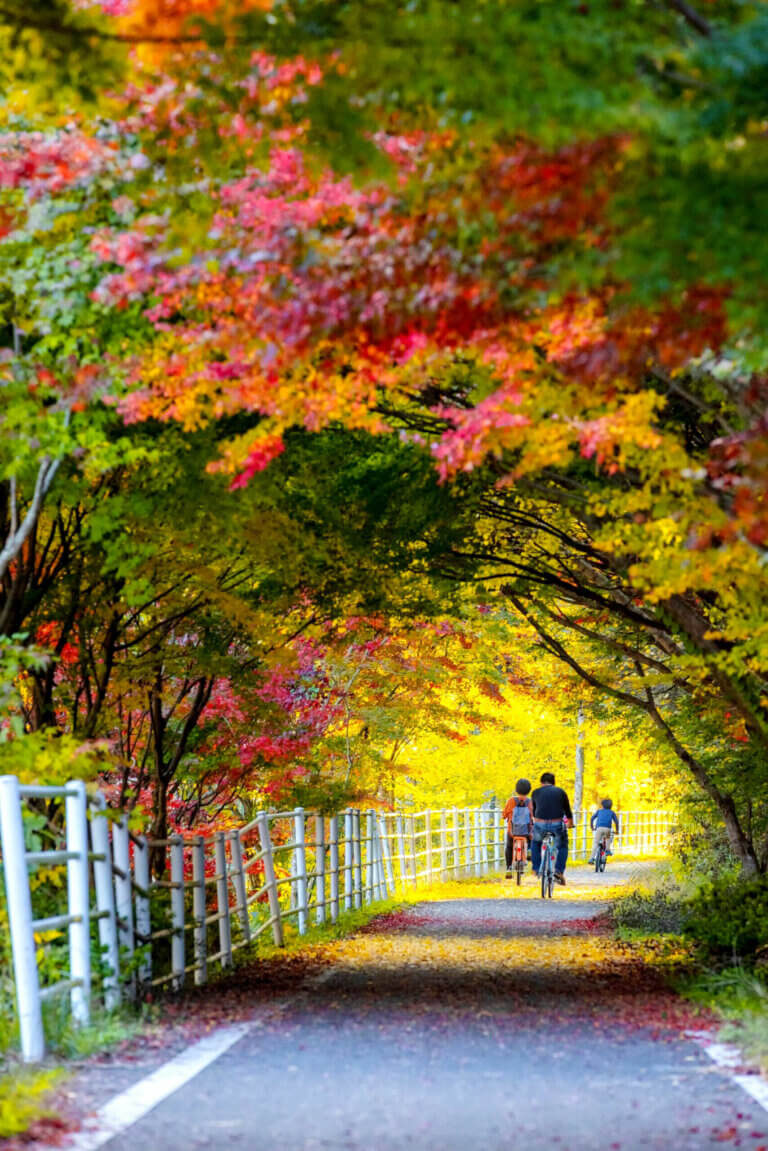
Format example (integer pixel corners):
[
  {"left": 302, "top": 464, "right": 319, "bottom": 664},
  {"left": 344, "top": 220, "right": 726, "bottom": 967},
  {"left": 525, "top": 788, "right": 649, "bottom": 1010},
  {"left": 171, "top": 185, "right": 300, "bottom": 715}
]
[{"left": 531, "top": 784, "right": 573, "bottom": 822}]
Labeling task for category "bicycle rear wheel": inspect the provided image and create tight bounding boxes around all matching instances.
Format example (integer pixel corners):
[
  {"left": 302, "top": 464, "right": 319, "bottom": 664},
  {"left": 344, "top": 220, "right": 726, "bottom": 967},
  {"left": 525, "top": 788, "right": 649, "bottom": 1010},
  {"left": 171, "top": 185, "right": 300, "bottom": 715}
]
[
  {"left": 540, "top": 848, "right": 548, "bottom": 899},
  {"left": 547, "top": 873, "right": 554, "bottom": 898},
  {"left": 594, "top": 849, "right": 601, "bottom": 873},
  {"left": 516, "top": 862, "right": 522, "bottom": 885}
]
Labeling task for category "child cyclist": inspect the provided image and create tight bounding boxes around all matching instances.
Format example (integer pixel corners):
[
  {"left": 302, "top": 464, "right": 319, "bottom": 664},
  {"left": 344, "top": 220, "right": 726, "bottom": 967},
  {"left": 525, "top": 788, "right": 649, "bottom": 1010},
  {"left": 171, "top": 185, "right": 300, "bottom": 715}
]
[
  {"left": 589, "top": 798, "right": 620, "bottom": 863},
  {"left": 503, "top": 778, "right": 534, "bottom": 877}
]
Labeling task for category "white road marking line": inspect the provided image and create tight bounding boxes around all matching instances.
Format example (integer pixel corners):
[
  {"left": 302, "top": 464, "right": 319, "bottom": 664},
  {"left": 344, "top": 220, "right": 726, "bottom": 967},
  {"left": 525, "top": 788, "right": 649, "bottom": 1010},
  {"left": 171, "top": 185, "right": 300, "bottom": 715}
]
[
  {"left": 64, "top": 1023, "right": 250, "bottom": 1151},
  {"left": 687, "top": 1034, "right": 768, "bottom": 1117},
  {"left": 704, "top": 1041, "right": 744, "bottom": 1069}
]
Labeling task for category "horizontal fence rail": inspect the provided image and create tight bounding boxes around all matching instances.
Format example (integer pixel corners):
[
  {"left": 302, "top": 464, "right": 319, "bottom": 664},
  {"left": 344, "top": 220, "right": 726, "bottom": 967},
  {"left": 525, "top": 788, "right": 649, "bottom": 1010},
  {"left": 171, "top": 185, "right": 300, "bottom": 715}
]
[{"left": 0, "top": 774, "right": 676, "bottom": 1063}]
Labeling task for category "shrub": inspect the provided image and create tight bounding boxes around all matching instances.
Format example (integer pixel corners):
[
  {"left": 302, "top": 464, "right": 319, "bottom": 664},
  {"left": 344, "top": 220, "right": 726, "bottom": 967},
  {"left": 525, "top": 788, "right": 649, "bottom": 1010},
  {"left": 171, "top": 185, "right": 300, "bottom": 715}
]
[
  {"left": 612, "top": 882, "right": 687, "bottom": 935},
  {"left": 683, "top": 876, "right": 768, "bottom": 961},
  {"left": 667, "top": 819, "right": 738, "bottom": 885},
  {"left": 0, "top": 1070, "right": 61, "bottom": 1139}
]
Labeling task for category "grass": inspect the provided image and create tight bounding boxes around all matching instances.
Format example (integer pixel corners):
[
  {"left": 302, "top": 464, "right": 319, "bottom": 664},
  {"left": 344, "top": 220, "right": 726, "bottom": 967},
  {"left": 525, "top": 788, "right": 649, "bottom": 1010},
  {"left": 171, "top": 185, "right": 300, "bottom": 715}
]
[
  {"left": 681, "top": 965, "right": 768, "bottom": 1072},
  {"left": 0, "top": 1003, "right": 147, "bottom": 1142}
]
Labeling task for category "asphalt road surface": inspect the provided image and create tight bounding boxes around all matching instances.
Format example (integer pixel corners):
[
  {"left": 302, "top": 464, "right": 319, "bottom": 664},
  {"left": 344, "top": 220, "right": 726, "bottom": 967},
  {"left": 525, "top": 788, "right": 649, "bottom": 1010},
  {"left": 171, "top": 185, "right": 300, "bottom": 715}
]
[{"left": 61, "top": 864, "right": 768, "bottom": 1151}]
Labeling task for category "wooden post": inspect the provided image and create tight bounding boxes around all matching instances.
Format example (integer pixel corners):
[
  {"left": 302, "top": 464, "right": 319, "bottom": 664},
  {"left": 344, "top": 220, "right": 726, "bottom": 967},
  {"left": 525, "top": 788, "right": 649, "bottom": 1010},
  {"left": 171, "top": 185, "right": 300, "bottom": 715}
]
[
  {"left": 343, "top": 810, "right": 353, "bottom": 911},
  {"left": 452, "top": 808, "right": 460, "bottom": 876},
  {"left": 214, "top": 833, "right": 232, "bottom": 969},
  {"left": 256, "top": 813, "right": 283, "bottom": 947},
  {"left": 192, "top": 836, "right": 207, "bottom": 985},
  {"left": 227, "top": 830, "right": 251, "bottom": 945},
  {"left": 294, "top": 808, "right": 308, "bottom": 934},
  {"left": 329, "top": 815, "right": 339, "bottom": 924},
  {"left": 90, "top": 795, "right": 121, "bottom": 1009},
  {"left": 170, "top": 836, "right": 185, "bottom": 989},
  {"left": 0, "top": 775, "right": 44, "bottom": 1062},
  {"left": 315, "top": 815, "right": 326, "bottom": 925}
]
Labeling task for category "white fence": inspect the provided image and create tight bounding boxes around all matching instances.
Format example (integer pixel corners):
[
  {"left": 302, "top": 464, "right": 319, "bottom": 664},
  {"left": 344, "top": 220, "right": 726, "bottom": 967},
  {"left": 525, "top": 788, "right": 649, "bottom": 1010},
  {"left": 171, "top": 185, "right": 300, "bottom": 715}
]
[{"left": 0, "top": 775, "right": 675, "bottom": 1062}]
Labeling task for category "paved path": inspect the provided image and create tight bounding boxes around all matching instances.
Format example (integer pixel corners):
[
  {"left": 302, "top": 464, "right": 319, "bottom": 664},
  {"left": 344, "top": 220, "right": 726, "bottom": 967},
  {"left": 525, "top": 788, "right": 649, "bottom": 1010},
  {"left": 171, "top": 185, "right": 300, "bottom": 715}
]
[{"left": 61, "top": 865, "right": 768, "bottom": 1151}]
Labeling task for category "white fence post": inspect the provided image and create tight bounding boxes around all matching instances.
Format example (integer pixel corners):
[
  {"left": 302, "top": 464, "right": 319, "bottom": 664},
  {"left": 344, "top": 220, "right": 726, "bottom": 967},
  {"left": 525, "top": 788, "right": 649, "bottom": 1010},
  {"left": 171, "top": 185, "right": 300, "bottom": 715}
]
[
  {"left": 256, "top": 813, "right": 284, "bottom": 947},
  {"left": 408, "top": 814, "right": 417, "bottom": 885},
  {"left": 395, "top": 813, "right": 406, "bottom": 891},
  {"left": 425, "top": 810, "right": 433, "bottom": 884},
  {"left": 439, "top": 811, "right": 448, "bottom": 879},
  {"left": 368, "top": 810, "right": 377, "bottom": 897},
  {"left": 66, "top": 779, "right": 91, "bottom": 1026},
  {"left": 214, "top": 832, "right": 232, "bottom": 969},
  {"left": 132, "top": 835, "right": 152, "bottom": 989},
  {"left": 192, "top": 836, "right": 208, "bottom": 985},
  {"left": 452, "top": 808, "right": 460, "bottom": 876},
  {"left": 380, "top": 816, "right": 395, "bottom": 895},
  {"left": 294, "top": 808, "right": 308, "bottom": 934},
  {"left": 0, "top": 775, "right": 44, "bottom": 1063},
  {"left": 374, "top": 817, "right": 387, "bottom": 899},
  {"left": 112, "top": 817, "right": 134, "bottom": 996},
  {"left": 352, "top": 810, "right": 363, "bottom": 909},
  {"left": 228, "top": 830, "right": 251, "bottom": 945},
  {"left": 170, "top": 837, "right": 185, "bottom": 989},
  {"left": 329, "top": 815, "right": 339, "bottom": 923},
  {"left": 315, "top": 815, "right": 326, "bottom": 926},
  {"left": 343, "top": 810, "right": 353, "bottom": 911},
  {"left": 90, "top": 795, "right": 121, "bottom": 1009}
]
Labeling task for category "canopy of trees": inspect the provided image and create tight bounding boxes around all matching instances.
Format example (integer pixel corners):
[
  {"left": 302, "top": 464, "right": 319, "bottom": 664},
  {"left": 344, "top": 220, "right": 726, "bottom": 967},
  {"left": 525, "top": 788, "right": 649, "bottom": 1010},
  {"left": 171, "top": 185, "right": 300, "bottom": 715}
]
[{"left": 1, "top": 0, "right": 767, "bottom": 873}]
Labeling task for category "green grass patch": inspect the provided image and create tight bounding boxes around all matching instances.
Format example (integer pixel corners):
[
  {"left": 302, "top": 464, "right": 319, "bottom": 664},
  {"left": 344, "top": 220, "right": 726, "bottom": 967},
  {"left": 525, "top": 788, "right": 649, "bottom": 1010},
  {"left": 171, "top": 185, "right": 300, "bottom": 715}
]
[{"left": 680, "top": 966, "right": 768, "bottom": 1072}]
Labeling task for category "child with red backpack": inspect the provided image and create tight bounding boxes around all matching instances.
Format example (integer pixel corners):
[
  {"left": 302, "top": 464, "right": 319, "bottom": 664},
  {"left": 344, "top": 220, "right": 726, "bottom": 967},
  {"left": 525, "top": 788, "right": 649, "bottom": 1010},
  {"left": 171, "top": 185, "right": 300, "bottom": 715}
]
[{"left": 502, "top": 778, "right": 534, "bottom": 877}]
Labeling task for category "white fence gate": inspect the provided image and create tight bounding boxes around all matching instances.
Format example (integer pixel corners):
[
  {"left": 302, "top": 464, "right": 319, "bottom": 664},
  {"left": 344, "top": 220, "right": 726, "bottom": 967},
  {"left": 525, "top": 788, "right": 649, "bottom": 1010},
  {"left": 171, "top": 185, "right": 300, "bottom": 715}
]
[{"left": 0, "top": 774, "right": 676, "bottom": 1063}]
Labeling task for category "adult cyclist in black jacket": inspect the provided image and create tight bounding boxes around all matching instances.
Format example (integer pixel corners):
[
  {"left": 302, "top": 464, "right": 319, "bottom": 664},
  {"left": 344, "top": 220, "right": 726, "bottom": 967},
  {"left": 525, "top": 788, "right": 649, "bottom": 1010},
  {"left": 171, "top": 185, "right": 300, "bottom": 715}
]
[{"left": 530, "top": 771, "right": 573, "bottom": 886}]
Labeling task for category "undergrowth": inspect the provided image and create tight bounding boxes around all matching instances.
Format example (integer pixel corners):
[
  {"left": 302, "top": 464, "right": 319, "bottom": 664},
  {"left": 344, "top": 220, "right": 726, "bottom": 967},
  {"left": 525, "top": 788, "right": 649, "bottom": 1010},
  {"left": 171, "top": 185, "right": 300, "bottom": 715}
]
[{"left": 0, "top": 1070, "right": 62, "bottom": 1140}]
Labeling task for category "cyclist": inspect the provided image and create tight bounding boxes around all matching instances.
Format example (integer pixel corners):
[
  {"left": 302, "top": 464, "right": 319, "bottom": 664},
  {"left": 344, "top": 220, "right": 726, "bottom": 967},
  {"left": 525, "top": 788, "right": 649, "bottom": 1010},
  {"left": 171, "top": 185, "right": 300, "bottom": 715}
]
[
  {"left": 502, "top": 778, "right": 533, "bottom": 877},
  {"left": 530, "top": 771, "right": 573, "bottom": 886},
  {"left": 588, "top": 798, "right": 619, "bottom": 864}
]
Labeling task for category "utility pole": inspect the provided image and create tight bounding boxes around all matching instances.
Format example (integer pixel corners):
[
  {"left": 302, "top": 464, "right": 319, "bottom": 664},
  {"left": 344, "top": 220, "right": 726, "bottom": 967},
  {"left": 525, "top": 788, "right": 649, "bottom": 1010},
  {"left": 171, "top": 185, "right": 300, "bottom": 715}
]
[{"left": 574, "top": 702, "right": 585, "bottom": 816}]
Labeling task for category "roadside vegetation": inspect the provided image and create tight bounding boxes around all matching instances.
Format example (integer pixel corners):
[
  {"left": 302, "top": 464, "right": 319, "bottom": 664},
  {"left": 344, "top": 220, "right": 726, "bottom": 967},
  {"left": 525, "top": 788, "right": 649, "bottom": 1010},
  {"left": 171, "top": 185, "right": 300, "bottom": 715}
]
[{"left": 612, "top": 832, "right": 768, "bottom": 1071}]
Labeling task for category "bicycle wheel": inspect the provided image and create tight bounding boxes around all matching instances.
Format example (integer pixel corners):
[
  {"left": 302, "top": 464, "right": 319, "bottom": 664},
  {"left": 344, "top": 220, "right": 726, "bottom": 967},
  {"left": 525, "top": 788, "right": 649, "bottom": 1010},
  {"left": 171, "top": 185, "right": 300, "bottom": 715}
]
[
  {"left": 516, "top": 861, "right": 522, "bottom": 886},
  {"left": 594, "top": 849, "right": 601, "bottom": 873},
  {"left": 599, "top": 850, "right": 607, "bottom": 873},
  {"left": 540, "top": 847, "right": 548, "bottom": 899},
  {"left": 547, "top": 872, "right": 554, "bottom": 898}
]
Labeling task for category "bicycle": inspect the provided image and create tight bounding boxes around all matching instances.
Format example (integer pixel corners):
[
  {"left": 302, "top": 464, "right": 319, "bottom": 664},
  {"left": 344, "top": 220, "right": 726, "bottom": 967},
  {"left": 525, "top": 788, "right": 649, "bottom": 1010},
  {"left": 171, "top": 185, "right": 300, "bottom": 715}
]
[
  {"left": 595, "top": 837, "right": 608, "bottom": 873},
  {"left": 511, "top": 835, "right": 527, "bottom": 886},
  {"left": 540, "top": 831, "right": 556, "bottom": 899}
]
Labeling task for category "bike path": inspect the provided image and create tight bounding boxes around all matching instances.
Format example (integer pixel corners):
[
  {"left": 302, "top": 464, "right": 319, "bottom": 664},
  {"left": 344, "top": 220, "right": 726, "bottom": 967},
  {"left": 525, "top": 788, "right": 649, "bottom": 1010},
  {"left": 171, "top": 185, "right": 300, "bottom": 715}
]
[{"left": 62, "top": 866, "right": 768, "bottom": 1151}]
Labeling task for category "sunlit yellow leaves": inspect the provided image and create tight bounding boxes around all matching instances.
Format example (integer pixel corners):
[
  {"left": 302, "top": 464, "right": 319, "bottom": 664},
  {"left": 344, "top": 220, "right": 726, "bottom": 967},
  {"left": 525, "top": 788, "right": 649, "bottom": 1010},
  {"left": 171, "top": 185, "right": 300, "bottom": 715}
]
[{"left": 328, "top": 932, "right": 623, "bottom": 977}]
